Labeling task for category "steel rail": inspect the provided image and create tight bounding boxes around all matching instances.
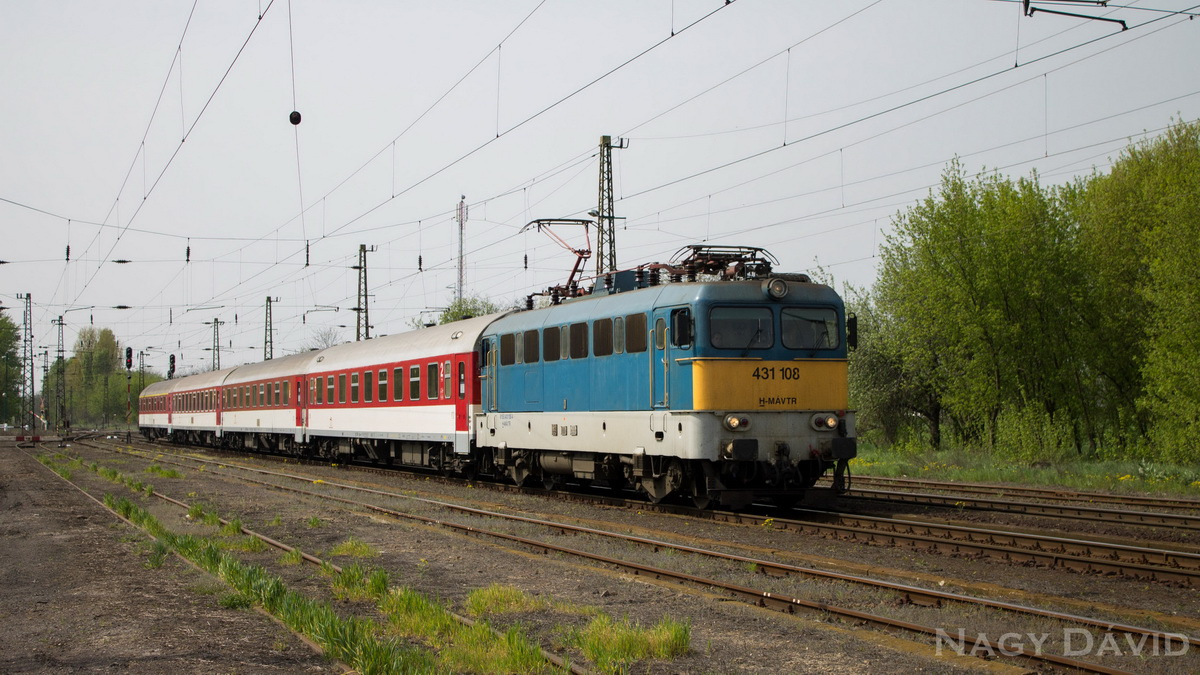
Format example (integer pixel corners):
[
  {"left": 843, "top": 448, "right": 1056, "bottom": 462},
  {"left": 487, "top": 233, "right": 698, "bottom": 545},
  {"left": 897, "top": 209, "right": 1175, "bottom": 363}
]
[
  {"left": 842, "top": 487, "right": 1200, "bottom": 531},
  {"left": 834, "top": 475, "right": 1200, "bottom": 513}
]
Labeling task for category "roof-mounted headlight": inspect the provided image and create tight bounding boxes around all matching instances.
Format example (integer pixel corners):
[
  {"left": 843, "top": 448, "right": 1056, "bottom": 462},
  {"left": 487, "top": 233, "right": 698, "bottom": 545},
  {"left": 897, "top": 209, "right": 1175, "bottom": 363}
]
[{"left": 762, "top": 278, "right": 789, "bottom": 300}]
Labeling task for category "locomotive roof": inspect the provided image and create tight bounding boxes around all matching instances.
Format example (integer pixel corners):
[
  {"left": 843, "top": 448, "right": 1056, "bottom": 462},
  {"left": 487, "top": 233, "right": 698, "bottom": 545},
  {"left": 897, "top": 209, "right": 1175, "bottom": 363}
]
[{"left": 485, "top": 278, "right": 842, "bottom": 334}]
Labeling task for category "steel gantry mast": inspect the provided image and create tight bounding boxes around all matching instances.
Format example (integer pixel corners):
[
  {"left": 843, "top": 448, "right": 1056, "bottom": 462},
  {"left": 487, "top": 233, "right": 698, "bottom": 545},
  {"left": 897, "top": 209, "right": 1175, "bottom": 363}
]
[
  {"left": 17, "top": 293, "right": 35, "bottom": 431},
  {"left": 352, "top": 245, "right": 375, "bottom": 341},
  {"left": 264, "top": 296, "right": 279, "bottom": 360},
  {"left": 595, "top": 135, "right": 627, "bottom": 278}
]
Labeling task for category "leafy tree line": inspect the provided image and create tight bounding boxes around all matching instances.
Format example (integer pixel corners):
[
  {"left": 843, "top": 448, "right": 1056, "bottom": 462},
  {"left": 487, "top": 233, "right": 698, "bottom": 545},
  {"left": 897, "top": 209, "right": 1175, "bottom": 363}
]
[
  {"left": 851, "top": 119, "right": 1199, "bottom": 463},
  {"left": 38, "top": 327, "right": 163, "bottom": 429},
  {"left": 0, "top": 311, "right": 22, "bottom": 426}
]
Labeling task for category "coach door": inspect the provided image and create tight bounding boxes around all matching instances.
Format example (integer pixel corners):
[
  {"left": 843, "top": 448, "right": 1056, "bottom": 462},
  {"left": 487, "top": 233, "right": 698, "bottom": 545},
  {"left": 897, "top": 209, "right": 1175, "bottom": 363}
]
[{"left": 294, "top": 377, "right": 305, "bottom": 431}]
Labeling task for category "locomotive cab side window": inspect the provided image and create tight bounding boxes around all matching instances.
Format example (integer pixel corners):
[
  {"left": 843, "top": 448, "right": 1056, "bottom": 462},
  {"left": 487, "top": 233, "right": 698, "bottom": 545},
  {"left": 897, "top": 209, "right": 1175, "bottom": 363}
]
[
  {"left": 614, "top": 317, "right": 625, "bottom": 354},
  {"left": 671, "top": 308, "right": 693, "bottom": 348},
  {"left": 781, "top": 307, "right": 839, "bottom": 350},
  {"left": 710, "top": 307, "right": 774, "bottom": 349}
]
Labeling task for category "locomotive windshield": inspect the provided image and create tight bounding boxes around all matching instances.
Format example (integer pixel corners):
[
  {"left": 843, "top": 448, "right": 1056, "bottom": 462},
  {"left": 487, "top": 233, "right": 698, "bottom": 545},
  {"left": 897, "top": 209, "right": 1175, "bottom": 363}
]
[
  {"left": 710, "top": 307, "right": 774, "bottom": 349},
  {"left": 781, "top": 307, "right": 839, "bottom": 350}
]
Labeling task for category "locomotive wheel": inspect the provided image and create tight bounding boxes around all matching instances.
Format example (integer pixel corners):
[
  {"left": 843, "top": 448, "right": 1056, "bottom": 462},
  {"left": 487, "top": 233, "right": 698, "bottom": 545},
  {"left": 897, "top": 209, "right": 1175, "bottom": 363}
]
[
  {"left": 640, "top": 458, "right": 685, "bottom": 504},
  {"left": 508, "top": 456, "right": 532, "bottom": 487}
]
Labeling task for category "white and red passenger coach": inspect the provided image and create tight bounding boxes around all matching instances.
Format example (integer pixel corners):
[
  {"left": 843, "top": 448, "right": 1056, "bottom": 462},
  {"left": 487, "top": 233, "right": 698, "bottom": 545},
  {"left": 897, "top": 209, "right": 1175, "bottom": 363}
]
[{"left": 138, "top": 315, "right": 495, "bottom": 472}]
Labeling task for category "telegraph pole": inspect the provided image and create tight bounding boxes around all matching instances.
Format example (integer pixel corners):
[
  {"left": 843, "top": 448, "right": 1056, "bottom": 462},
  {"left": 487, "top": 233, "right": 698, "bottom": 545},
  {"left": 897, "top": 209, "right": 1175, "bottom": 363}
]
[
  {"left": 352, "top": 245, "right": 375, "bottom": 341},
  {"left": 595, "top": 135, "right": 628, "bottom": 278},
  {"left": 455, "top": 196, "right": 468, "bottom": 302}
]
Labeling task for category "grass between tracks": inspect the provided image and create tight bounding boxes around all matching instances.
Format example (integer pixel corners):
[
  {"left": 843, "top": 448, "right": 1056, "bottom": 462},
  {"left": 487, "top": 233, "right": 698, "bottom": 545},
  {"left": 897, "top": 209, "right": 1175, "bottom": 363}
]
[
  {"left": 38, "top": 453, "right": 693, "bottom": 674},
  {"left": 850, "top": 444, "right": 1200, "bottom": 496}
]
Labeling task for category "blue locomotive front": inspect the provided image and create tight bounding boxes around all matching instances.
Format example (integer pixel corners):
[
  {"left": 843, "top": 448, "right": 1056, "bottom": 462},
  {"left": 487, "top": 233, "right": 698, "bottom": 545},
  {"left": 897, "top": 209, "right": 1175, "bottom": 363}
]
[{"left": 476, "top": 270, "right": 856, "bottom": 508}]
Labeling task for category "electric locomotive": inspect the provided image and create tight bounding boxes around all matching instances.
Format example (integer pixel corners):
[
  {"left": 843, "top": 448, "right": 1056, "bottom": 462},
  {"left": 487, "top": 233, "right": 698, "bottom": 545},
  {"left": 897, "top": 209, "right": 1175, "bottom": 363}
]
[{"left": 477, "top": 246, "right": 856, "bottom": 508}]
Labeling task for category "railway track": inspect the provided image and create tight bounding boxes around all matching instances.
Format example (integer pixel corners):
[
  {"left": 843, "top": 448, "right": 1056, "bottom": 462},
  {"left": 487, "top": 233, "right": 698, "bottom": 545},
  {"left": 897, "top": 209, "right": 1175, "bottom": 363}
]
[
  {"left": 111, "top": 436, "right": 1200, "bottom": 586},
  {"left": 838, "top": 487, "right": 1200, "bottom": 531},
  {"left": 836, "top": 475, "right": 1200, "bottom": 514},
  {"left": 70, "top": 438, "right": 1199, "bottom": 673}
]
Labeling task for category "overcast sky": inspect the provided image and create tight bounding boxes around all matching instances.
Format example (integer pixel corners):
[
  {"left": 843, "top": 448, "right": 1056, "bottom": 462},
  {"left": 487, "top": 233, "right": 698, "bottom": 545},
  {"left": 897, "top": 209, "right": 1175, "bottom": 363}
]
[{"left": 2, "top": 0, "right": 1197, "bottom": 376}]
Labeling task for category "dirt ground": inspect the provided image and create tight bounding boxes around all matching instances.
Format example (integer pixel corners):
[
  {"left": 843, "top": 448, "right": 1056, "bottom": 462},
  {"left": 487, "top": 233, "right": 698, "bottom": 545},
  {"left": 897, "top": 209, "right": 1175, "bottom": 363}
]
[
  {"left": 0, "top": 443, "right": 997, "bottom": 674},
  {"left": 0, "top": 445, "right": 334, "bottom": 674}
]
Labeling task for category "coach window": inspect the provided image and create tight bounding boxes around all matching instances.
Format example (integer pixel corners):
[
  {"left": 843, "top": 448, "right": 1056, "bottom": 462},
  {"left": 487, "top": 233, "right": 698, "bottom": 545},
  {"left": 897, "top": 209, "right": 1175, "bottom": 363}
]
[
  {"left": 316, "top": 376, "right": 324, "bottom": 405},
  {"left": 260, "top": 383, "right": 267, "bottom": 406},
  {"left": 523, "top": 330, "right": 539, "bottom": 364},
  {"left": 428, "top": 362, "right": 440, "bottom": 399},
  {"left": 327, "top": 377, "right": 335, "bottom": 405},
  {"left": 443, "top": 360, "right": 452, "bottom": 399},
  {"left": 569, "top": 322, "right": 588, "bottom": 359},
  {"left": 409, "top": 365, "right": 421, "bottom": 400},
  {"left": 614, "top": 317, "right": 625, "bottom": 354},
  {"left": 393, "top": 367, "right": 404, "bottom": 401},
  {"left": 500, "top": 333, "right": 516, "bottom": 366},
  {"left": 626, "top": 313, "right": 648, "bottom": 353},
  {"left": 351, "top": 372, "right": 360, "bottom": 404},
  {"left": 283, "top": 381, "right": 290, "bottom": 406},
  {"left": 593, "top": 318, "right": 613, "bottom": 357},
  {"left": 275, "top": 382, "right": 282, "bottom": 406},
  {"left": 543, "top": 326, "right": 560, "bottom": 362},
  {"left": 365, "top": 371, "right": 375, "bottom": 403},
  {"left": 378, "top": 369, "right": 387, "bottom": 402},
  {"left": 458, "top": 361, "right": 466, "bottom": 398},
  {"left": 710, "top": 307, "right": 774, "bottom": 349},
  {"left": 309, "top": 379, "right": 316, "bottom": 405},
  {"left": 338, "top": 374, "right": 347, "bottom": 404}
]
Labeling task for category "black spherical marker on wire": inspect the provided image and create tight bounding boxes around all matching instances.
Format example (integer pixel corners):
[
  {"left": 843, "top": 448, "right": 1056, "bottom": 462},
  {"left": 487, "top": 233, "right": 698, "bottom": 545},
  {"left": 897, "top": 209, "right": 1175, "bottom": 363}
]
[{"left": 290, "top": 110, "right": 302, "bottom": 125}]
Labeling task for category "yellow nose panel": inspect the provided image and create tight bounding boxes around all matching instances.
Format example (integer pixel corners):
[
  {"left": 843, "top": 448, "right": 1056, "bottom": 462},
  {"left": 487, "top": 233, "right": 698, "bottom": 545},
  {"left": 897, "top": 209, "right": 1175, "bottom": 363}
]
[{"left": 689, "top": 359, "right": 849, "bottom": 411}]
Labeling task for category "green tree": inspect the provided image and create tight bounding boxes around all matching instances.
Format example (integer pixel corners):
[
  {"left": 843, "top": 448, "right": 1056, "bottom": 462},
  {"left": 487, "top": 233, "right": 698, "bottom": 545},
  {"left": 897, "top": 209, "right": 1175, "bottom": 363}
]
[
  {"left": 437, "top": 294, "right": 505, "bottom": 325},
  {"left": 0, "top": 311, "right": 21, "bottom": 426},
  {"left": 1072, "top": 119, "right": 1200, "bottom": 461}
]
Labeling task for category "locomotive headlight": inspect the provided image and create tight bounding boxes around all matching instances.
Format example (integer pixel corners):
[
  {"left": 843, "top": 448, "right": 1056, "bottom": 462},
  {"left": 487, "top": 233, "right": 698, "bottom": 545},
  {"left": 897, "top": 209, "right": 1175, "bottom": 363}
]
[
  {"left": 723, "top": 414, "right": 751, "bottom": 431},
  {"left": 811, "top": 413, "right": 839, "bottom": 431},
  {"left": 762, "top": 278, "right": 789, "bottom": 300}
]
